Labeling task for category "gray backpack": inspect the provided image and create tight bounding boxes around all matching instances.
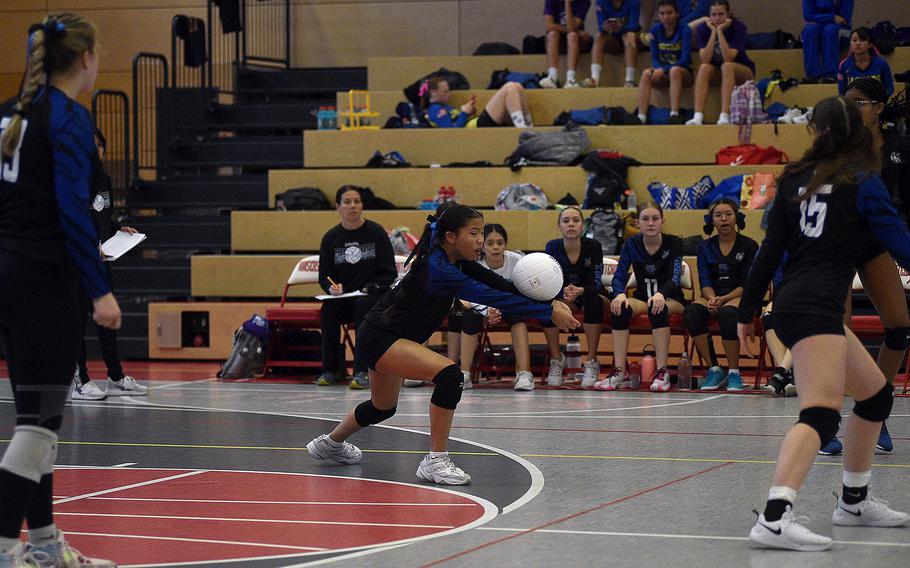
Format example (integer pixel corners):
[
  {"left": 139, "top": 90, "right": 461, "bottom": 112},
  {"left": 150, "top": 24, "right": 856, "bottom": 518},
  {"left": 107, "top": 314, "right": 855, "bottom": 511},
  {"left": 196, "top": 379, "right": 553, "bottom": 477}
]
[
  {"left": 584, "top": 209, "right": 622, "bottom": 254},
  {"left": 505, "top": 123, "right": 590, "bottom": 170},
  {"left": 495, "top": 183, "right": 549, "bottom": 210},
  {"left": 218, "top": 315, "right": 270, "bottom": 379}
]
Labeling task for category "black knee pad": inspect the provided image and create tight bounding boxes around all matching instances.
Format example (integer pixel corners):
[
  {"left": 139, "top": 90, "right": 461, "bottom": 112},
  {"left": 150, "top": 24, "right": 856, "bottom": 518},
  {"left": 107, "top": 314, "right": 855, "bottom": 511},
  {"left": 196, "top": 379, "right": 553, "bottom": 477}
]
[
  {"left": 853, "top": 383, "right": 894, "bottom": 422},
  {"left": 717, "top": 306, "right": 739, "bottom": 341},
  {"left": 431, "top": 364, "right": 464, "bottom": 410},
  {"left": 760, "top": 311, "right": 774, "bottom": 332},
  {"left": 648, "top": 305, "right": 670, "bottom": 329},
  {"left": 582, "top": 291, "right": 604, "bottom": 324},
  {"left": 354, "top": 400, "right": 397, "bottom": 427},
  {"left": 683, "top": 303, "right": 710, "bottom": 336},
  {"left": 883, "top": 326, "right": 910, "bottom": 351},
  {"left": 610, "top": 304, "right": 633, "bottom": 331},
  {"left": 797, "top": 407, "right": 842, "bottom": 446}
]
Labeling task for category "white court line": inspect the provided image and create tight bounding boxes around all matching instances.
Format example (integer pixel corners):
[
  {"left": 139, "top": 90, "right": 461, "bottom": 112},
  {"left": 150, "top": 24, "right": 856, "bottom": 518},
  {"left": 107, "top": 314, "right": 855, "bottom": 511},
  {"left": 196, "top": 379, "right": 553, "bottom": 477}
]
[
  {"left": 110, "top": 463, "right": 136, "bottom": 468},
  {"left": 60, "top": 530, "right": 327, "bottom": 552},
  {"left": 53, "top": 470, "right": 206, "bottom": 505},
  {"left": 476, "top": 526, "right": 910, "bottom": 548},
  {"left": 70, "top": 497, "right": 477, "bottom": 506},
  {"left": 150, "top": 378, "right": 218, "bottom": 391},
  {"left": 56, "top": 511, "right": 455, "bottom": 529}
]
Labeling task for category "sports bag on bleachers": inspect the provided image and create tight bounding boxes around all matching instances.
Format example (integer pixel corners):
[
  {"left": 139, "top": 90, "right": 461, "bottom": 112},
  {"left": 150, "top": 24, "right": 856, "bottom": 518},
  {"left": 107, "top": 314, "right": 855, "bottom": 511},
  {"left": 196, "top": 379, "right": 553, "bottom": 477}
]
[
  {"left": 474, "top": 42, "right": 520, "bottom": 56},
  {"left": 488, "top": 69, "right": 544, "bottom": 90},
  {"left": 495, "top": 183, "right": 549, "bottom": 210},
  {"left": 505, "top": 123, "right": 590, "bottom": 170},
  {"left": 276, "top": 187, "right": 331, "bottom": 210},
  {"left": 584, "top": 209, "right": 622, "bottom": 255},
  {"left": 218, "top": 315, "right": 270, "bottom": 379},
  {"left": 730, "top": 81, "right": 767, "bottom": 144}
]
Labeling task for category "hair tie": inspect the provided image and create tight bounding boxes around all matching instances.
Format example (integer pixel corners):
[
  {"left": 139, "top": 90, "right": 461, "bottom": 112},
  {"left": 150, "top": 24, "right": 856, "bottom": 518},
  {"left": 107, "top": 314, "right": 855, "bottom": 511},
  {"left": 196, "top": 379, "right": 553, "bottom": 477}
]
[
  {"left": 42, "top": 18, "right": 66, "bottom": 43},
  {"left": 418, "top": 80, "right": 429, "bottom": 98}
]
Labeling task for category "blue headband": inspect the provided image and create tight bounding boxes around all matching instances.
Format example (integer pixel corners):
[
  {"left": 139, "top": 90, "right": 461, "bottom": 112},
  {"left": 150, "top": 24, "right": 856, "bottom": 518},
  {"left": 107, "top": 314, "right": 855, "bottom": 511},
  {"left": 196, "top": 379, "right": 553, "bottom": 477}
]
[{"left": 427, "top": 215, "right": 438, "bottom": 247}]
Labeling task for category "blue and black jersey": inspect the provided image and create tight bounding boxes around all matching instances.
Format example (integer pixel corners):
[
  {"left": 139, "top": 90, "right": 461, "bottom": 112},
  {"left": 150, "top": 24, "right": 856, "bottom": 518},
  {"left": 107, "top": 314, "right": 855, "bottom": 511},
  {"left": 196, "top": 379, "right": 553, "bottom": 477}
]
[
  {"left": 595, "top": 0, "right": 641, "bottom": 34},
  {"left": 545, "top": 237, "right": 604, "bottom": 298},
  {"left": 837, "top": 54, "right": 894, "bottom": 97},
  {"left": 426, "top": 103, "right": 470, "bottom": 128},
  {"left": 649, "top": 21, "right": 692, "bottom": 72},
  {"left": 696, "top": 233, "right": 759, "bottom": 297},
  {"left": 612, "top": 233, "right": 684, "bottom": 302},
  {"left": 0, "top": 87, "right": 110, "bottom": 299},
  {"left": 363, "top": 248, "right": 552, "bottom": 344},
  {"left": 740, "top": 170, "right": 910, "bottom": 323}
]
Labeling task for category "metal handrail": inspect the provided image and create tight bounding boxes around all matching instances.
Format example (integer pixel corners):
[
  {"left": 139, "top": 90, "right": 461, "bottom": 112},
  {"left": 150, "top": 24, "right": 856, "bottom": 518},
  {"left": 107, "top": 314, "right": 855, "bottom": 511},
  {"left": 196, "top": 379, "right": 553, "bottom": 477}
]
[
  {"left": 91, "top": 89, "right": 130, "bottom": 208},
  {"left": 131, "top": 52, "right": 168, "bottom": 181}
]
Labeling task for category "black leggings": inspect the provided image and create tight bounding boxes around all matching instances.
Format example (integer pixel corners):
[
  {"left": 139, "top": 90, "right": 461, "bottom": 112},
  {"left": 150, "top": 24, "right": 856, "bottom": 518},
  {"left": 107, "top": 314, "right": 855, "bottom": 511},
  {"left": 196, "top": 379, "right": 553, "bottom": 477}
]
[
  {"left": 542, "top": 289, "right": 604, "bottom": 327},
  {"left": 321, "top": 294, "right": 380, "bottom": 374},
  {"left": 76, "top": 264, "right": 124, "bottom": 384}
]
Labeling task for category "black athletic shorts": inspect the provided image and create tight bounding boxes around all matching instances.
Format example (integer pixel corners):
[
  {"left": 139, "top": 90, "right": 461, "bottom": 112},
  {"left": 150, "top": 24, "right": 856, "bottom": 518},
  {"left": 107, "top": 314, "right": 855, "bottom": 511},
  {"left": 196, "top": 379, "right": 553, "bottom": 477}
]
[
  {"left": 773, "top": 312, "right": 845, "bottom": 349},
  {"left": 355, "top": 320, "right": 402, "bottom": 372},
  {"left": 476, "top": 109, "right": 501, "bottom": 128}
]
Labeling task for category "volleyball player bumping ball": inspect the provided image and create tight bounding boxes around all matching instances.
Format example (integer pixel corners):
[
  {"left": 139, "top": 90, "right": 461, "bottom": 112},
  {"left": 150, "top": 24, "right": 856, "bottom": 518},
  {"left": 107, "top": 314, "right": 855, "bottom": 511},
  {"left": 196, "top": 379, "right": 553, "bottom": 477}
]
[
  {"left": 738, "top": 96, "right": 910, "bottom": 551},
  {"left": 0, "top": 12, "right": 121, "bottom": 568},
  {"left": 307, "top": 204, "right": 577, "bottom": 485}
]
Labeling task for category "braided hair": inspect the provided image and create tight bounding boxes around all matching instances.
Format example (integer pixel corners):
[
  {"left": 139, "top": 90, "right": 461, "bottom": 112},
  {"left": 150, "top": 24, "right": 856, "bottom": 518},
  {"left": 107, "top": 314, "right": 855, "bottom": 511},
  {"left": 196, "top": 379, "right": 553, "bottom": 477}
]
[{"left": 846, "top": 78, "right": 910, "bottom": 129}]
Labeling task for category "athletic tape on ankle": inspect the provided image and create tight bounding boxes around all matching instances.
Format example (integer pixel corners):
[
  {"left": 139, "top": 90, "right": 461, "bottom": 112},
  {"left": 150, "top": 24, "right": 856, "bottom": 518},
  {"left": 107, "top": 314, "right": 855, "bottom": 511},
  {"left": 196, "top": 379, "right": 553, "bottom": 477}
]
[{"left": 842, "top": 470, "right": 871, "bottom": 488}]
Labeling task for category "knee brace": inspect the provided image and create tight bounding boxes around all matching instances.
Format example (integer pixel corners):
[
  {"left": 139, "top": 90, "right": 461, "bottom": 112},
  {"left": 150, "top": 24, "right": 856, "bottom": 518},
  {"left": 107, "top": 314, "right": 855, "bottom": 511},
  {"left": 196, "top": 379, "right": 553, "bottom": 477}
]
[
  {"left": 683, "top": 303, "right": 710, "bottom": 336},
  {"left": 582, "top": 291, "right": 604, "bottom": 324},
  {"left": 797, "top": 407, "right": 842, "bottom": 447},
  {"left": 0, "top": 425, "right": 57, "bottom": 483},
  {"left": 648, "top": 306, "right": 670, "bottom": 329},
  {"left": 760, "top": 311, "right": 774, "bottom": 332},
  {"left": 883, "top": 326, "right": 910, "bottom": 351},
  {"left": 354, "top": 400, "right": 397, "bottom": 427},
  {"left": 717, "top": 306, "right": 740, "bottom": 341},
  {"left": 853, "top": 383, "right": 894, "bottom": 423},
  {"left": 430, "top": 364, "right": 464, "bottom": 410},
  {"left": 610, "top": 304, "right": 633, "bottom": 331}
]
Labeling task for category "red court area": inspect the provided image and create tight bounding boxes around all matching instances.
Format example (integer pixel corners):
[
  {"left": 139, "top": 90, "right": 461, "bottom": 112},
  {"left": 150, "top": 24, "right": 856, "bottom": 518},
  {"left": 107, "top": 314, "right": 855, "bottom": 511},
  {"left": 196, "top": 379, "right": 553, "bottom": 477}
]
[{"left": 49, "top": 468, "right": 490, "bottom": 566}]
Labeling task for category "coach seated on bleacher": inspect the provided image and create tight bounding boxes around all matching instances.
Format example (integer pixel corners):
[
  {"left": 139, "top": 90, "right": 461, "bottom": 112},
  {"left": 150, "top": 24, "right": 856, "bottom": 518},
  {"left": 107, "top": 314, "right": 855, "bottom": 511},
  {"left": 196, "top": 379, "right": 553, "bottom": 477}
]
[{"left": 316, "top": 186, "right": 398, "bottom": 390}]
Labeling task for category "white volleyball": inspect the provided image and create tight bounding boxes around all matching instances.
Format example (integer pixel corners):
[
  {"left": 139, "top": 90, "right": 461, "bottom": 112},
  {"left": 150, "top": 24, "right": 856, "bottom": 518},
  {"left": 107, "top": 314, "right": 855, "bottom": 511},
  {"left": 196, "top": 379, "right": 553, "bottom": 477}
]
[{"left": 512, "top": 253, "right": 564, "bottom": 301}]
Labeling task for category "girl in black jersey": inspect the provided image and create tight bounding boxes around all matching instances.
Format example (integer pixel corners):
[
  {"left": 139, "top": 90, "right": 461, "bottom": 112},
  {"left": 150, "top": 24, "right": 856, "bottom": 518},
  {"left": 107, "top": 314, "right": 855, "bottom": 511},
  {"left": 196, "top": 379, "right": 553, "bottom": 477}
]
[
  {"left": 0, "top": 13, "right": 118, "bottom": 566},
  {"left": 306, "top": 204, "right": 578, "bottom": 485},
  {"left": 738, "top": 97, "right": 910, "bottom": 551},
  {"left": 598, "top": 202, "right": 685, "bottom": 392},
  {"left": 542, "top": 207, "right": 605, "bottom": 388},
  {"left": 683, "top": 198, "right": 758, "bottom": 391}
]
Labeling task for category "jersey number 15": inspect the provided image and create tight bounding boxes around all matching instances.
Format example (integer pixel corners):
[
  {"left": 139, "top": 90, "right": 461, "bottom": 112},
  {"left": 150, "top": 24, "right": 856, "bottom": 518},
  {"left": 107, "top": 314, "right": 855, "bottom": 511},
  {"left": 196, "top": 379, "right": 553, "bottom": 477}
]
[
  {"left": 799, "top": 188, "right": 830, "bottom": 238},
  {"left": 0, "top": 117, "right": 28, "bottom": 183}
]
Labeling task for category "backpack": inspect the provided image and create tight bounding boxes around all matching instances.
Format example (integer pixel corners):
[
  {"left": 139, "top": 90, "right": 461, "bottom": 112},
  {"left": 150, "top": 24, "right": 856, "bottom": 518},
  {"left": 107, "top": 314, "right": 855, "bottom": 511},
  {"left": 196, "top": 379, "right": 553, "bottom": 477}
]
[
  {"left": 583, "top": 170, "right": 625, "bottom": 209},
  {"left": 474, "top": 42, "right": 520, "bottom": 56},
  {"left": 645, "top": 106, "right": 694, "bottom": 125},
  {"left": 870, "top": 21, "right": 898, "bottom": 55},
  {"left": 505, "top": 123, "right": 590, "bottom": 170},
  {"left": 715, "top": 143, "right": 788, "bottom": 165},
  {"left": 488, "top": 68, "right": 542, "bottom": 90},
  {"left": 584, "top": 209, "right": 622, "bottom": 255},
  {"left": 276, "top": 187, "right": 331, "bottom": 210},
  {"left": 495, "top": 183, "right": 549, "bottom": 210},
  {"left": 218, "top": 315, "right": 270, "bottom": 379},
  {"left": 522, "top": 34, "right": 547, "bottom": 54},
  {"left": 730, "top": 81, "right": 767, "bottom": 143},
  {"left": 365, "top": 150, "right": 411, "bottom": 168},
  {"left": 356, "top": 186, "right": 395, "bottom": 210},
  {"left": 403, "top": 68, "right": 470, "bottom": 105}
]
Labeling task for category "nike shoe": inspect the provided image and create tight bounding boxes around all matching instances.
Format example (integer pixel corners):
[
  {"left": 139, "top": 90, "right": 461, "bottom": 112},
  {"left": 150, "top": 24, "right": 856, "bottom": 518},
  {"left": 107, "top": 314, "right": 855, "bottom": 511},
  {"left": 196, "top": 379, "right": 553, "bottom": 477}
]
[
  {"left": 650, "top": 367, "right": 671, "bottom": 392},
  {"left": 748, "top": 508, "right": 832, "bottom": 551},
  {"left": 876, "top": 421, "right": 893, "bottom": 452},
  {"left": 700, "top": 366, "right": 726, "bottom": 390},
  {"left": 547, "top": 354, "right": 566, "bottom": 386},
  {"left": 832, "top": 493, "right": 910, "bottom": 527},
  {"left": 106, "top": 375, "right": 148, "bottom": 396},
  {"left": 817, "top": 436, "right": 843, "bottom": 456},
  {"left": 763, "top": 370, "right": 787, "bottom": 396},
  {"left": 71, "top": 379, "right": 108, "bottom": 401},
  {"left": 594, "top": 367, "right": 625, "bottom": 391},
  {"left": 726, "top": 370, "right": 744, "bottom": 391},
  {"left": 349, "top": 371, "right": 369, "bottom": 390},
  {"left": 0, "top": 542, "right": 40, "bottom": 568},
  {"left": 539, "top": 76, "right": 559, "bottom": 89},
  {"left": 26, "top": 530, "right": 116, "bottom": 567},
  {"left": 514, "top": 370, "right": 535, "bottom": 392},
  {"left": 416, "top": 454, "right": 471, "bottom": 485},
  {"left": 461, "top": 370, "right": 473, "bottom": 390},
  {"left": 315, "top": 371, "right": 346, "bottom": 386},
  {"left": 564, "top": 78, "right": 580, "bottom": 89},
  {"left": 306, "top": 434, "right": 362, "bottom": 464},
  {"left": 580, "top": 359, "right": 601, "bottom": 387}
]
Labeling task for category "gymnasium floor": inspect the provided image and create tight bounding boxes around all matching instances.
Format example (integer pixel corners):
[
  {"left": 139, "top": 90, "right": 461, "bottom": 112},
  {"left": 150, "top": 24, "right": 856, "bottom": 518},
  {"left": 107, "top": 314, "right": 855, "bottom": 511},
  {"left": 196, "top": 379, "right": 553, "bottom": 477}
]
[{"left": 1, "top": 363, "right": 908, "bottom": 567}]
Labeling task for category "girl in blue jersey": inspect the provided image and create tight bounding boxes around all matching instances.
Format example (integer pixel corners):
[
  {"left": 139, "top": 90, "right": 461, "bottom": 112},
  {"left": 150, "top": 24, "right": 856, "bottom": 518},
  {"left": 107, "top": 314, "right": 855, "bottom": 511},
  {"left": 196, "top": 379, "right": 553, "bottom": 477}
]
[
  {"left": 599, "top": 202, "right": 684, "bottom": 392},
  {"left": 306, "top": 204, "right": 578, "bottom": 485},
  {"left": 837, "top": 28, "right": 894, "bottom": 97},
  {"left": 422, "top": 77, "right": 532, "bottom": 128},
  {"left": 0, "top": 13, "right": 118, "bottom": 567},
  {"left": 635, "top": 0, "right": 693, "bottom": 124}
]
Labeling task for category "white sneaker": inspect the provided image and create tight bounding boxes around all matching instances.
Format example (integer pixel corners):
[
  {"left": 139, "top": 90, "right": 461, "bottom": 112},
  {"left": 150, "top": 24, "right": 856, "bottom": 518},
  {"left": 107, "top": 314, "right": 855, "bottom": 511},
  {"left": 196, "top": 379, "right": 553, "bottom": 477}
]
[
  {"left": 546, "top": 355, "right": 566, "bottom": 386},
  {"left": 594, "top": 367, "right": 625, "bottom": 391},
  {"left": 461, "top": 370, "right": 473, "bottom": 390},
  {"left": 650, "top": 367, "right": 672, "bottom": 392},
  {"left": 26, "top": 530, "right": 115, "bottom": 567},
  {"left": 416, "top": 454, "right": 471, "bottom": 485},
  {"left": 105, "top": 376, "right": 148, "bottom": 396},
  {"left": 0, "top": 543, "right": 40, "bottom": 568},
  {"left": 539, "top": 76, "right": 559, "bottom": 89},
  {"left": 716, "top": 113, "right": 731, "bottom": 125},
  {"left": 685, "top": 116, "right": 703, "bottom": 126},
  {"left": 833, "top": 493, "right": 910, "bottom": 527},
  {"left": 580, "top": 359, "right": 600, "bottom": 387},
  {"left": 514, "top": 371, "right": 535, "bottom": 391},
  {"left": 581, "top": 78, "right": 597, "bottom": 88},
  {"left": 403, "top": 379, "right": 424, "bottom": 387},
  {"left": 306, "top": 434, "right": 362, "bottom": 464},
  {"left": 749, "top": 508, "right": 832, "bottom": 552},
  {"left": 71, "top": 380, "right": 108, "bottom": 401},
  {"left": 623, "top": 80, "right": 636, "bottom": 88},
  {"left": 564, "top": 78, "right": 580, "bottom": 88}
]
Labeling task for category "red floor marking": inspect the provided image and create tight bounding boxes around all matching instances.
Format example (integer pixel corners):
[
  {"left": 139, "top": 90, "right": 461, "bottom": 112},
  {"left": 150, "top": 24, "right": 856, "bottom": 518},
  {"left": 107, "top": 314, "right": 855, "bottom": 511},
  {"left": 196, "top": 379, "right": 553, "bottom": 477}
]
[
  {"left": 419, "top": 461, "right": 735, "bottom": 568},
  {"left": 51, "top": 468, "right": 487, "bottom": 566}
]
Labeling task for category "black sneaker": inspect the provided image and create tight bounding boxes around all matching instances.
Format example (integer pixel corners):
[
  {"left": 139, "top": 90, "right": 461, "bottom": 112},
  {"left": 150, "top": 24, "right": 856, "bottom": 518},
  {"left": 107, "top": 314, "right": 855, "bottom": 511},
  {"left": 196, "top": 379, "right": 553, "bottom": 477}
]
[
  {"left": 316, "top": 371, "right": 347, "bottom": 386},
  {"left": 763, "top": 372, "right": 786, "bottom": 396},
  {"left": 668, "top": 114, "right": 683, "bottom": 125}
]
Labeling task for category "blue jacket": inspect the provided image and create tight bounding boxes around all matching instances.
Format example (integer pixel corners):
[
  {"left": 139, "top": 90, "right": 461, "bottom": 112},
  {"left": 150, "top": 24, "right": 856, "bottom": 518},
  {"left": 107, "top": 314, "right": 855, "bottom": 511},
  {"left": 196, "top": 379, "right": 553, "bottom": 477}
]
[{"left": 802, "top": 0, "right": 853, "bottom": 25}]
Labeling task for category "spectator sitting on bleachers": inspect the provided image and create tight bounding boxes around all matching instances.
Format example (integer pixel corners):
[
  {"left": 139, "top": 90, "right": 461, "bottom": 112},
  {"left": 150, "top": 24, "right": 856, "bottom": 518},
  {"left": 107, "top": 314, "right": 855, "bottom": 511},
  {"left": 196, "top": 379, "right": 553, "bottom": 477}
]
[
  {"left": 543, "top": 207, "right": 606, "bottom": 387},
  {"left": 540, "top": 0, "right": 594, "bottom": 88},
  {"left": 634, "top": 0, "right": 693, "bottom": 124},
  {"left": 685, "top": 0, "right": 755, "bottom": 125},
  {"left": 316, "top": 186, "right": 398, "bottom": 389},
  {"left": 452, "top": 224, "right": 535, "bottom": 392},
  {"left": 683, "top": 198, "right": 758, "bottom": 392},
  {"left": 801, "top": 0, "right": 852, "bottom": 83},
  {"left": 838, "top": 27, "right": 894, "bottom": 97},
  {"left": 422, "top": 78, "right": 532, "bottom": 128},
  {"left": 588, "top": 0, "right": 642, "bottom": 88},
  {"left": 597, "top": 202, "right": 685, "bottom": 392}
]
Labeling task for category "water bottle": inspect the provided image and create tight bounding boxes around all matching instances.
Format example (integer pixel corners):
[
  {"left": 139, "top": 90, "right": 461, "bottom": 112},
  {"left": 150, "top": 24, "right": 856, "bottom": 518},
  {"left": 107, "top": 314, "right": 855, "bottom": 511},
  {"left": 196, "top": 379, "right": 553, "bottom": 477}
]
[
  {"left": 641, "top": 344, "right": 656, "bottom": 389},
  {"left": 316, "top": 106, "right": 330, "bottom": 130},
  {"left": 627, "top": 359, "right": 642, "bottom": 389},
  {"left": 677, "top": 351, "right": 692, "bottom": 390},
  {"left": 566, "top": 335, "right": 582, "bottom": 371},
  {"left": 407, "top": 102, "right": 419, "bottom": 128},
  {"left": 626, "top": 189, "right": 637, "bottom": 211},
  {"left": 326, "top": 106, "right": 337, "bottom": 130}
]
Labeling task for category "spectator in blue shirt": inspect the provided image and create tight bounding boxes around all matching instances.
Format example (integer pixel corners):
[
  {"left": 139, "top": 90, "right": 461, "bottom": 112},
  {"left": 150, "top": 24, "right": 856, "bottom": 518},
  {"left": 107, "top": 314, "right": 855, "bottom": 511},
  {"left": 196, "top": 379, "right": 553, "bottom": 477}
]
[
  {"left": 421, "top": 77, "right": 532, "bottom": 128},
  {"left": 540, "top": 0, "right": 593, "bottom": 89},
  {"left": 837, "top": 27, "right": 894, "bottom": 97},
  {"left": 802, "top": 0, "right": 853, "bottom": 81},
  {"left": 588, "top": 0, "right": 642, "bottom": 87},
  {"left": 635, "top": 0, "right": 692, "bottom": 124}
]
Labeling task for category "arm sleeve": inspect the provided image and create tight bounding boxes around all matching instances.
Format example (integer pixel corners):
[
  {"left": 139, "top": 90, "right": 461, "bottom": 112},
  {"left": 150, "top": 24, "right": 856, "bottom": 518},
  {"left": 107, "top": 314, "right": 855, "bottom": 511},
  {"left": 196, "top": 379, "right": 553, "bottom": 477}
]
[
  {"left": 583, "top": 240, "right": 604, "bottom": 296},
  {"left": 678, "top": 26, "right": 693, "bottom": 69},
  {"left": 696, "top": 240, "right": 713, "bottom": 291},
  {"left": 611, "top": 240, "right": 633, "bottom": 296},
  {"left": 739, "top": 190, "right": 789, "bottom": 322},
  {"left": 803, "top": 0, "right": 834, "bottom": 24},
  {"left": 856, "top": 176, "right": 910, "bottom": 272},
  {"left": 317, "top": 231, "right": 335, "bottom": 293},
  {"left": 657, "top": 238, "right": 683, "bottom": 298},
  {"left": 50, "top": 110, "right": 111, "bottom": 300}
]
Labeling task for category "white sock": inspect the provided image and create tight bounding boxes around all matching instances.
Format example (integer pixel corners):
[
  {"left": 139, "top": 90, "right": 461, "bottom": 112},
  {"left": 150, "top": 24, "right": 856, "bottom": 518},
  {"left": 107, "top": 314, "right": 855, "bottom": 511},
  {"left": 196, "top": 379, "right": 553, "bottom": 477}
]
[
  {"left": 510, "top": 111, "right": 527, "bottom": 127},
  {"left": 567, "top": 69, "right": 576, "bottom": 82},
  {"left": 429, "top": 451, "right": 448, "bottom": 459},
  {"left": 325, "top": 435, "right": 343, "bottom": 448},
  {"left": 728, "top": 368, "right": 738, "bottom": 374},
  {"left": 524, "top": 112, "right": 534, "bottom": 126},
  {"left": 625, "top": 67, "right": 635, "bottom": 82},
  {"left": 669, "top": 111, "right": 679, "bottom": 117},
  {"left": 0, "top": 536, "right": 20, "bottom": 553},
  {"left": 548, "top": 67, "right": 558, "bottom": 80},
  {"left": 768, "top": 485, "right": 797, "bottom": 505},
  {"left": 28, "top": 524, "right": 57, "bottom": 545},
  {"left": 638, "top": 113, "right": 647, "bottom": 123},
  {"left": 591, "top": 64, "right": 602, "bottom": 83},
  {"left": 843, "top": 470, "right": 872, "bottom": 488}
]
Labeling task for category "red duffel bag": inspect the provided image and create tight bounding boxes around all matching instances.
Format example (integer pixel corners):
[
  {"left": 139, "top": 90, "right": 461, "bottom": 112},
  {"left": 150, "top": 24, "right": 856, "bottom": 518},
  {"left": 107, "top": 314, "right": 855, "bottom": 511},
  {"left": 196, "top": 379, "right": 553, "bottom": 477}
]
[{"left": 715, "top": 143, "right": 789, "bottom": 165}]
